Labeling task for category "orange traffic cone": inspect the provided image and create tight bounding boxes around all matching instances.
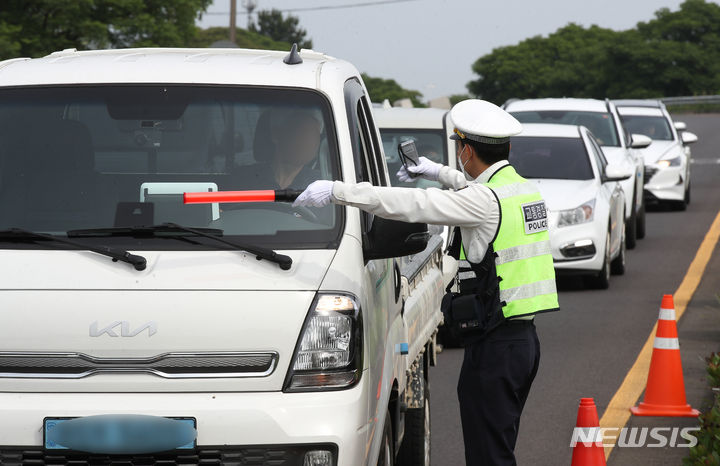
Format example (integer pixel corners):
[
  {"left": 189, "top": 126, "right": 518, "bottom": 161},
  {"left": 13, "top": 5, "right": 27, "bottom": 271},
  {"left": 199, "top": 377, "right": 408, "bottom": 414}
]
[
  {"left": 631, "top": 294, "right": 700, "bottom": 417},
  {"left": 570, "top": 398, "right": 607, "bottom": 466}
]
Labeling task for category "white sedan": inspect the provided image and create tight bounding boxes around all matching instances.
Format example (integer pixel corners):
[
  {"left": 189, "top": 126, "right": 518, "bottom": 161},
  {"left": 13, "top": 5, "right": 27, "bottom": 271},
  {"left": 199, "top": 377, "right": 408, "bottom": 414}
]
[
  {"left": 510, "top": 124, "right": 633, "bottom": 289},
  {"left": 613, "top": 99, "right": 698, "bottom": 210},
  {"left": 505, "top": 98, "right": 648, "bottom": 249}
]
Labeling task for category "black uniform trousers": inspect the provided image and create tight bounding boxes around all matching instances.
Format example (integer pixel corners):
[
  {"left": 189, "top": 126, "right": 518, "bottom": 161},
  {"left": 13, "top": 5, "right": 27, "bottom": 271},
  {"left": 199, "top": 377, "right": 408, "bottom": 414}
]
[{"left": 457, "top": 319, "right": 541, "bottom": 466}]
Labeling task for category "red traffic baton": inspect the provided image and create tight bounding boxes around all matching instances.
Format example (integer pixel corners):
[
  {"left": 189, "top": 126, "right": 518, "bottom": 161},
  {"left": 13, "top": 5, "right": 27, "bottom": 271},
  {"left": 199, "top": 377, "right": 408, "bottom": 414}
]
[{"left": 183, "top": 189, "right": 304, "bottom": 205}]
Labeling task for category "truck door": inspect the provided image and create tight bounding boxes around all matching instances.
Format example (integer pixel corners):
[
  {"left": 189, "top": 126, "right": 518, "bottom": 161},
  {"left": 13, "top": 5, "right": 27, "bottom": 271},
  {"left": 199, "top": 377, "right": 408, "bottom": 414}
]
[{"left": 344, "top": 78, "right": 402, "bottom": 449}]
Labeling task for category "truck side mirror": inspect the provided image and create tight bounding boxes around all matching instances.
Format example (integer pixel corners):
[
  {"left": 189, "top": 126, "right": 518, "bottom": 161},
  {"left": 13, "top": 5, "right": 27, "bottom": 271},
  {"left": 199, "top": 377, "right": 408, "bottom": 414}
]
[{"left": 363, "top": 217, "right": 429, "bottom": 261}]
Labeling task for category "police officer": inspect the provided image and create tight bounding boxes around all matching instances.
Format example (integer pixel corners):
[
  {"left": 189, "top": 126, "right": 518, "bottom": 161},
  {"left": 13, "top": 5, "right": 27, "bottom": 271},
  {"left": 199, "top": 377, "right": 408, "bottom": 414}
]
[{"left": 293, "top": 99, "right": 559, "bottom": 466}]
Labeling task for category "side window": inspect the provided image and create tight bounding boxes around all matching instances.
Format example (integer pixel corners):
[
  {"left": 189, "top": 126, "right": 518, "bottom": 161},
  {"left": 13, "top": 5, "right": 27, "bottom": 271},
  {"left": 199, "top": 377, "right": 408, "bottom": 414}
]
[
  {"left": 587, "top": 134, "right": 607, "bottom": 176},
  {"left": 357, "top": 103, "right": 381, "bottom": 185},
  {"left": 344, "top": 78, "right": 373, "bottom": 184},
  {"left": 359, "top": 97, "right": 388, "bottom": 186},
  {"left": 616, "top": 113, "right": 631, "bottom": 147},
  {"left": 344, "top": 78, "right": 378, "bottom": 233}
]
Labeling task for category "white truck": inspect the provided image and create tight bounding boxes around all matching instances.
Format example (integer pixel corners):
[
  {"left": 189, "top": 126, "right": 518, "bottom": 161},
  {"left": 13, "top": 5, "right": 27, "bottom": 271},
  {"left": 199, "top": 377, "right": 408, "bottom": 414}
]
[
  {"left": 372, "top": 106, "right": 457, "bottom": 190},
  {"left": 0, "top": 46, "right": 455, "bottom": 466},
  {"left": 372, "top": 106, "right": 458, "bottom": 245}
]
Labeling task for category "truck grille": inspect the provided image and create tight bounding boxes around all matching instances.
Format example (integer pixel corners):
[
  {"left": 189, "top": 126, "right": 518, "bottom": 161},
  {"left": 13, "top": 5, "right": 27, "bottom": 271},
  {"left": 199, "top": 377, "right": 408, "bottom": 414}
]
[
  {"left": 0, "top": 445, "right": 336, "bottom": 465},
  {"left": 0, "top": 352, "right": 278, "bottom": 379}
]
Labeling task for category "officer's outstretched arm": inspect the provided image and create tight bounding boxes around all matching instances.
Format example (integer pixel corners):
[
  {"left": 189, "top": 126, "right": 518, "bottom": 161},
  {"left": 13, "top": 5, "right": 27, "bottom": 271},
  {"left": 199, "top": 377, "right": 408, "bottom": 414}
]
[
  {"left": 329, "top": 181, "right": 496, "bottom": 228},
  {"left": 437, "top": 166, "right": 469, "bottom": 190}
]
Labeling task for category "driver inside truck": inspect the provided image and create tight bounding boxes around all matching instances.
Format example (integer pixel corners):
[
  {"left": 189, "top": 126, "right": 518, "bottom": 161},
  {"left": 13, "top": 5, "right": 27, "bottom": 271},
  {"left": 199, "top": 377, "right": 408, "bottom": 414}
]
[{"left": 236, "top": 108, "right": 323, "bottom": 190}]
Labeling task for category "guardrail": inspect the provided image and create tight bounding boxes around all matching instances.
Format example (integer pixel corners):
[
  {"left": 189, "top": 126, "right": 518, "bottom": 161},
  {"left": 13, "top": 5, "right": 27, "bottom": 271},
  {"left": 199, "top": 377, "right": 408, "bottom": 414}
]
[{"left": 661, "top": 95, "right": 720, "bottom": 105}]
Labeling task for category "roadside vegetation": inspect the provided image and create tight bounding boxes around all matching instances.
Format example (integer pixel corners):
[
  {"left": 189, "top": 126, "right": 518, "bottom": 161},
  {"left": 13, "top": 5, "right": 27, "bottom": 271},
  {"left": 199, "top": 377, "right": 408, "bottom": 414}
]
[
  {"left": 684, "top": 352, "right": 720, "bottom": 465},
  {"left": 2, "top": 1, "right": 720, "bottom": 109},
  {"left": 468, "top": 0, "right": 720, "bottom": 104},
  {"left": 666, "top": 104, "right": 720, "bottom": 114},
  {"left": 0, "top": 1, "right": 419, "bottom": 106}
]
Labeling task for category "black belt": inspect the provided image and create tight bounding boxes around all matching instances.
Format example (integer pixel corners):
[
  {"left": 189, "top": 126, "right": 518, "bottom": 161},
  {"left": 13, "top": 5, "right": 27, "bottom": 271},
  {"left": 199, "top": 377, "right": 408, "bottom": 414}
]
[{"left": 504, "top": 318, "right": 534, "bottom": 326}]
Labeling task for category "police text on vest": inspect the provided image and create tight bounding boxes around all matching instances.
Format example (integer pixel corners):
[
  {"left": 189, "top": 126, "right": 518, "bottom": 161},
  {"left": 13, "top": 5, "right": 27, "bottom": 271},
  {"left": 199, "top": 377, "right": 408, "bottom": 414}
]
[{"left": 521, "top": 201, "right": 548, "bottom": 235}]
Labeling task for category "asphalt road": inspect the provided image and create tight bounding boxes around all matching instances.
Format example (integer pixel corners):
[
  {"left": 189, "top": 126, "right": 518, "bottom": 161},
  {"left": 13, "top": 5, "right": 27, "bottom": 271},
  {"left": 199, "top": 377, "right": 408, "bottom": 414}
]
[{"left": 429, "top": 113, "right": 720, "bottom": 466}]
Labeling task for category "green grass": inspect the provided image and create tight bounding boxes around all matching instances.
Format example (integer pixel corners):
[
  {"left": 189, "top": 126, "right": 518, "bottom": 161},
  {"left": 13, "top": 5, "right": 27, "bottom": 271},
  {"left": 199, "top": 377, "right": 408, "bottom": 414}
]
[
  {"left": 666, "top": 103, "right": 720, "bottom": 114},
  {"left": 683, "top": 352, "right": 720, "bottom": 465}
]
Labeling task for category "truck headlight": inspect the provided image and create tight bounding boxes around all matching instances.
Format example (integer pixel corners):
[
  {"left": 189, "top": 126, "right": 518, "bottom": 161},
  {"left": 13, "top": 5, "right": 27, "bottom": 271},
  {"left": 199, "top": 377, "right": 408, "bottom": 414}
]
[
  {"left": 657, "top": 156, "right": 681, "bottom": 168},
  {"left": 557, "top": 199, "right": 595, "bottom": 227},
  {"left": 284, "top": 294, "right": 362, "bottom": 392}
]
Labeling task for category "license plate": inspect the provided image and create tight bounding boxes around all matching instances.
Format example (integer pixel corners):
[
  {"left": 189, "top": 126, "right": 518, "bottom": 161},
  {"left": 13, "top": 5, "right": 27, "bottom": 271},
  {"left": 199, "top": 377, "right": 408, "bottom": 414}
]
[{"left": 43, "top": 417, "right": 196, "bottom": 451}]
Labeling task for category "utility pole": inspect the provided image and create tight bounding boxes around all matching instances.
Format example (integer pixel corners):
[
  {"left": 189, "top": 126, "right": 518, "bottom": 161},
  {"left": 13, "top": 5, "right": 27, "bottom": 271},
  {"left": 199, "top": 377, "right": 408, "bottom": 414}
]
[
  {"left": 242, "top": 0, "right": 258, "bottom": 29},
  {"left": 229, "top": 0, "right": 237, "bottom": 44}
]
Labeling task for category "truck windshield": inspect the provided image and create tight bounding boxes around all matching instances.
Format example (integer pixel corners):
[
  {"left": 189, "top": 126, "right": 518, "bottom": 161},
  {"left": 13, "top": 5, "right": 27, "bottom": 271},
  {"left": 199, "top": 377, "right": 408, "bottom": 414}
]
[
  {"left": 512, "top": 111, "right": 620, "bottom": 147},
  {"left": 509, "top": 137, "right": 594, "bottom": 181},
  {"left": 379, "top": 129, "right": 447, "bottom": 189},
  {"left": 619, "top": 114, "right": 674, "bottom": 141},
  {"left": 0, "top": 85, "right": 343, "bottom": 250}
]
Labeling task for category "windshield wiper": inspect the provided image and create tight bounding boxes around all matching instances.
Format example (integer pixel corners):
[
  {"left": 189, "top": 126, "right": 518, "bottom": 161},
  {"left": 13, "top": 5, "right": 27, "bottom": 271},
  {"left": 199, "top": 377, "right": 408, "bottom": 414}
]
[
  {"left": 68, "top": 223, "right": 293, "bottom": 271},
  {"left": 68, "top": 225, "right": 224, "bottom": 238},
  {"left": 0, "top": 228, "right": 147, "bottom": 271}
]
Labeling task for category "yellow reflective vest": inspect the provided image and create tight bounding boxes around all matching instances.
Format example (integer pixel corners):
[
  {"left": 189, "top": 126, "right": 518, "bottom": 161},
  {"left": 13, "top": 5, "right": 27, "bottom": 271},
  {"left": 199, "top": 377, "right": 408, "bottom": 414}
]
[{"left": 458, "top": 165, "right": 559, "bottom": 322}]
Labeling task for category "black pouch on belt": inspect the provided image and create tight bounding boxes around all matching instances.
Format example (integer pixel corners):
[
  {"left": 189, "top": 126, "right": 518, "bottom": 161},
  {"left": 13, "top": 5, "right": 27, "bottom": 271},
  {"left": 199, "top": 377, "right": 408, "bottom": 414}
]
[{"left": 442, "top": 292, "right": 485, "bottom": 343}]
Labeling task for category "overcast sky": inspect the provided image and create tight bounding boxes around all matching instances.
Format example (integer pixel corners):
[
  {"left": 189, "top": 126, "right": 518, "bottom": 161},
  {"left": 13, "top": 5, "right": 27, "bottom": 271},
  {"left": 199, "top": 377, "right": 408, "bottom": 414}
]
[{"left": 197, "top": 0, "right": 706, "bottom": 100}]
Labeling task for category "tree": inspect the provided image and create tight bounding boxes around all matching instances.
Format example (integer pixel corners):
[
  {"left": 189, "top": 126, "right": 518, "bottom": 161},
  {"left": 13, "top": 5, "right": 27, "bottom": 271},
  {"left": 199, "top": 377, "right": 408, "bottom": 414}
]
[
  {"left": 250, "top": 9, "right": 312, "bottom": 49},
  {"left": 361, "top": 74, "right": 425, "bottom": 107},
  {"left": 188, "top": 26, "right": 290, "bottom": 51},
  {"left": 449, "top": 94, "right": 471, "bottom": 106},
  {"left": 466, "top": 0, "right": 720, "bottom": 104},
  {"left": 467, "top": 24, "right": 619, "bottom": 104},
  {"left": 635, "top": 0, "right": 720, "bottom": 95},
  {"left": 0, "top": 0, "right": 212, "bottom": 60},
  {"left": 0, "top": 21, "right": 21, "bottom": 59}
]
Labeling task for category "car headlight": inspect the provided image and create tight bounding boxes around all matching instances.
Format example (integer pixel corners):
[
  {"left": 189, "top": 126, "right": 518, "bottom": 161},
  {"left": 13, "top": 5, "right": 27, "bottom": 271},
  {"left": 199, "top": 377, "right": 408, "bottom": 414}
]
[
  {"left": 657, "top": 156, "right": 682, "bottom": 168},
  {"left": 557, "top": 199, "right": 595, "bottom": 227},
  {"left": 284, "top": 294, "right": 362, "bottom": 392}
]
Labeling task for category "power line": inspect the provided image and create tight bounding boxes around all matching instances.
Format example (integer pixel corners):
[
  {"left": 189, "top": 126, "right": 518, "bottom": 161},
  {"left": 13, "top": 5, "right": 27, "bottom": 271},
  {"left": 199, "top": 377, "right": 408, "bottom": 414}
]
[
  {"left": 205, "top": 0, "right": 421, "bottom": 15},
  {"left": 282, "top": 0, "right": 420, "bottom": 12}
]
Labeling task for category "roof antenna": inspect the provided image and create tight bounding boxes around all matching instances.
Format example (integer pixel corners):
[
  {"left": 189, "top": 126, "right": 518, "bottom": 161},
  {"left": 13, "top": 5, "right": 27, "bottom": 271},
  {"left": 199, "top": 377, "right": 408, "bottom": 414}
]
[{"left": 283, "top": 43, "right": 303, "bottom": 65}]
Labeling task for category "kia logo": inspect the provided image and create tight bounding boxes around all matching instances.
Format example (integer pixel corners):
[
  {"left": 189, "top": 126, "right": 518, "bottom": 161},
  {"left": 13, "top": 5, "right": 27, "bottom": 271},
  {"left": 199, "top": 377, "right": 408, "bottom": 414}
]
[{"left": 89, "top": 321, "right": 157, "bottom": 337}]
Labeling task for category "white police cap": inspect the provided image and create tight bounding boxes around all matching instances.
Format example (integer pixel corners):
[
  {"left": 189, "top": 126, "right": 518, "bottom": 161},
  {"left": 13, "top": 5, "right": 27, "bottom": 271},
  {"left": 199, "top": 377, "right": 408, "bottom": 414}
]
[{"left": 449, "top": 99, "right": 522, "bottom": 144}]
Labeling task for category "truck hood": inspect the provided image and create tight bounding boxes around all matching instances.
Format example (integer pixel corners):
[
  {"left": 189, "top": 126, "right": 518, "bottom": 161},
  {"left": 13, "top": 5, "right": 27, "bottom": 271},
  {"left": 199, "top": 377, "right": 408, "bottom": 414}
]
[
  {"left": 639, "top": 140, "right": 678, "bottom": 164},
  {"left": 529, "top": 179, "right": 598, "bottom": 211},
  {"left": 0, "top": 249, "right": 335, "bottom": 290},
  {"left": 0, "top": 249, "right": 337, "bottom": 393}
]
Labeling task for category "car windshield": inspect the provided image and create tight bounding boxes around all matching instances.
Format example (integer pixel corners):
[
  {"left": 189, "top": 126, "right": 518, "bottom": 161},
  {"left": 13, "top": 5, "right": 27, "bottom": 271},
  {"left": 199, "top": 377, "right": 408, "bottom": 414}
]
[
  {"left": 0, "top": 85, "right": 342, "bottom": 250},
  {"left": 509, "top": 136, "right": 594, "bottom": 181},
  {"left": 619, "top": 114, "right": 673, "bottom": 141},
  {"left": 379, "top": 129, "right": 447, "bottom": 189},
  {"left": 511, "top": 110, "right": 620, "bottom": 147}
]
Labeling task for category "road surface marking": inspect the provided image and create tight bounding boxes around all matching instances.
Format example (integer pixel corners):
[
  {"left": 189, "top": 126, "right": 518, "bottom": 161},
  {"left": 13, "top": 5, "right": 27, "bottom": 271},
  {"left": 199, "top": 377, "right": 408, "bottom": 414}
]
[
  {"left": 598, "top": 208, "right": 720, "bottom": 460},
  {"left": 690, "top": 158, "right": 720, "bottom": 165}
]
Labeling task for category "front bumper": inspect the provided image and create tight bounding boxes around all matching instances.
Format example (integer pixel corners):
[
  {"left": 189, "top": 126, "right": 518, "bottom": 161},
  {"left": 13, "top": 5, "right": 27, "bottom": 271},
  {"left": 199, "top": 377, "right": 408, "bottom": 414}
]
[
  {"left": 0, "top": 444, "right": 337, "bottom": 465},
  {"left": 0, "top": 382, "right": 369, "bottom": 465},
  {"left": 644, "top": 164, "right": 686, "bottom": 202},
  {"left": 549, "top": 220, "right": 606, "bottom": 273}
]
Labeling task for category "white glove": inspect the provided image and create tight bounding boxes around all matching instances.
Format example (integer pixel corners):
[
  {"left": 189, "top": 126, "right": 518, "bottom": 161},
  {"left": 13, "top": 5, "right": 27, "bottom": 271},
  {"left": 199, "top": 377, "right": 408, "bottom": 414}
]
[
  {"left": 292, "top": 180, "right": 335, "bottom": 208},
  {"left": 396, "top": 156, "right": 442, "bottom": 183}
]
